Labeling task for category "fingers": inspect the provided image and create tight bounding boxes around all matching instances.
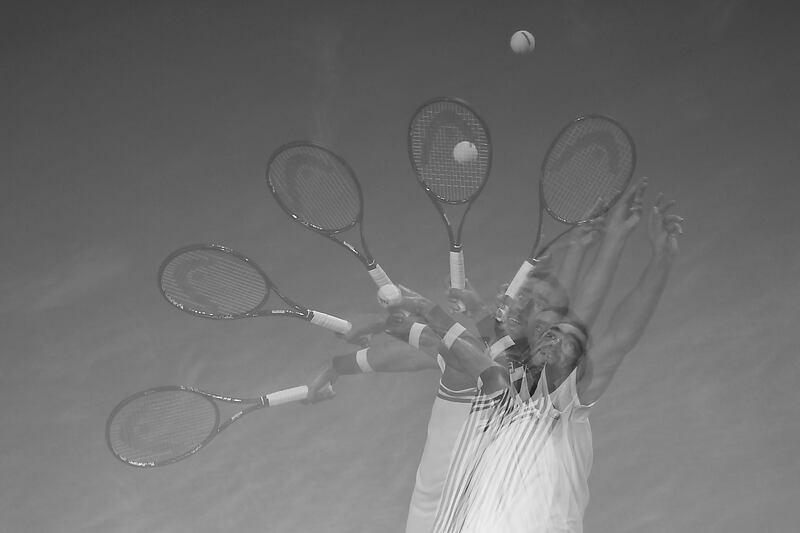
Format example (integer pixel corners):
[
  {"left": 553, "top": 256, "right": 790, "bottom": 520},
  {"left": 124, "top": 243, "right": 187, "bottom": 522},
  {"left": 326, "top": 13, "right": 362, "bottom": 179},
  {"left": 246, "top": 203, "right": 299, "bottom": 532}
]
[
  {"left": 447, "top": 287, "right": 467, "bottom": 300},
  {"left": 622, "top": 177, "right": 648, "bottom": 204},
  {"left": 665, "top": 220, "right": 684, "bottom": 235},
  {"left": 653, "top": 193, "right": 676, "bottom": 214},
  {"left": 633, "top": 177, "right": 648, "bottom": 200},
  {"left": 306, "top": 384, "right": 336, "bottom": 404},
  {"left": 583, "top": 195, "right": 608, "bottom": 220}
]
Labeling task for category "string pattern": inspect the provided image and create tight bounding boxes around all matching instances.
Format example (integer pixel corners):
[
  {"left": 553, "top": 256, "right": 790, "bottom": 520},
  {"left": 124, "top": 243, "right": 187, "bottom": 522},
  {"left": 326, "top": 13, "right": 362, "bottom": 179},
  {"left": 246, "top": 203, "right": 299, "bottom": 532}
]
[
  {"left": 108, "top": 389, "right": 218, "bottom": 466},
  {"left": 160, "top": 248, "right": 268, "bottom": 317},
  {"left": 410, "top": 100, "right": 490, "bottom": 203},
  {"left": 268, "top": 145, "right": 362, "bottom": 231},
  {"left": 543, "top": 117, "right": 634, "bottom": 223}
]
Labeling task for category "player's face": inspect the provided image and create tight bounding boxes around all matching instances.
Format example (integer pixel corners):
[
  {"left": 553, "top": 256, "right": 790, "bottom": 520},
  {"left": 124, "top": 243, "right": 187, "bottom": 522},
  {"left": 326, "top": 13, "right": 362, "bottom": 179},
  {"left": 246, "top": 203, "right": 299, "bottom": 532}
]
[
  {"left": 525, "top": 309, "right": 564, "bottom": 345},
  {"left": 531, "top": 326, "right": 582, "bottom": 367}
]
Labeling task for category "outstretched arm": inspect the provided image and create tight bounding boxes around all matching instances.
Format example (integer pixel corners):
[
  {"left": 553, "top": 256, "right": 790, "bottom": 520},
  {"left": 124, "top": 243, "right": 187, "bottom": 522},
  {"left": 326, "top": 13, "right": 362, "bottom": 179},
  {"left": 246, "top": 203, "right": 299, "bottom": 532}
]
[
  {"left": 570, "top": 178, "right": 648, "bottom": 327},
  {"left": 556, "top": 219, "right": 603, "bottom": 300},
  {"left": 305, "top": 337, "right": 441, "bottom": 403},
  {"left": 577, "top": 194, "right": 683, "bottom": 404}
]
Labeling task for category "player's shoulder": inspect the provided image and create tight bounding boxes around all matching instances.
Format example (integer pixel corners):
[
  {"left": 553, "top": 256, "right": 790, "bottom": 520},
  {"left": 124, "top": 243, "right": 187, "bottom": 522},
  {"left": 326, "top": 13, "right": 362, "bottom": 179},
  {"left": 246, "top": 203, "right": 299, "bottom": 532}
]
[{"left": 441, "top": 365, "right": 477, "bottom": 392}]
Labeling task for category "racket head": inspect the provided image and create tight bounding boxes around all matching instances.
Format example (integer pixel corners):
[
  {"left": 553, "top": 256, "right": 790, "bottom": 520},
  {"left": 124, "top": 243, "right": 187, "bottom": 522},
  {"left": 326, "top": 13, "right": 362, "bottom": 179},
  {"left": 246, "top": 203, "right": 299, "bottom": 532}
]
[
  {"left": 408, "top": 97, "right": 492, "bottom": 205},
  {"left": 106, "top": 386, "right": 220, "bottom": 467},
  {"left": 158, "top": 244, "right": 274, "bottom": 319},
  {"left": 267, "top": 141, "right": 365, "bottom": 234},
  {"left": 541, "top": 115, "right": 636, "bottom": 224}
]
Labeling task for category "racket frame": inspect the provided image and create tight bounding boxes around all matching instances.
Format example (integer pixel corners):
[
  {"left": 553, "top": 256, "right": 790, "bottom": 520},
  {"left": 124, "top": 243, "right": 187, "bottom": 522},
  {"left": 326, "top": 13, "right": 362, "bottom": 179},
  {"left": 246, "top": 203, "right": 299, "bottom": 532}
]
[
  {"left": 407, "top": 97, "right": 493, "bottom": 295},
  {"left": 158, "top": 243, "right": 351, "bottom": 333},
  {"left": 266, "top": 141, "right": 393, "bottom": 287},
  {"left": 106, "top": 385, "right": 310, "bottom": 467},
  {"left": 501, "top": 114, "right": 636, "bottom": 313},
  {"left": 408, "top": 96, "right": 493, "bottom": 250}
]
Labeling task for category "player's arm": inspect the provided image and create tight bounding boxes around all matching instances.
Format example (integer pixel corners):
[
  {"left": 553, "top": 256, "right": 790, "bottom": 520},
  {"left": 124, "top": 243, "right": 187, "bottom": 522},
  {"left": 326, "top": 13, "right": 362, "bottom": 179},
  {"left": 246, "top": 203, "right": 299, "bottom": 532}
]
[
  {"left": 570, "top": 178, "right": 648, "bottom": 327},
  {"left": 576, "top": 194, "right": 683, "bottom": 404},
  {"left": 335, "top": 312, "right": 390, "bottom": 347},
  {"left": 447, "top": 278, "right": 492, "bottom": 320},
  {"left": 392, "top": 285, "right": 509, "bottom": 393},
  {"left": 305, "top": 340, "right": 440, "bottom": 403},
  {"left": 556, "top": 216, "right": 604, "bottom": 300}
]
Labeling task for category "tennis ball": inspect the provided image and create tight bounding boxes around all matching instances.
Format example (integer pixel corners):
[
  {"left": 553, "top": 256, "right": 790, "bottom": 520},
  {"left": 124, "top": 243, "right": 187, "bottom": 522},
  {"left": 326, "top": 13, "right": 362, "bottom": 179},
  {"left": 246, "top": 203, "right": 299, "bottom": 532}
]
[
  {"left": 377, "top": 284, "right": 403, "bottom": 308},
  {"left": 453, "top": 141, "right": 478, "bottom": 164},
  {"left": 510, "top": 30, "right": 535, "bottom": 55}
]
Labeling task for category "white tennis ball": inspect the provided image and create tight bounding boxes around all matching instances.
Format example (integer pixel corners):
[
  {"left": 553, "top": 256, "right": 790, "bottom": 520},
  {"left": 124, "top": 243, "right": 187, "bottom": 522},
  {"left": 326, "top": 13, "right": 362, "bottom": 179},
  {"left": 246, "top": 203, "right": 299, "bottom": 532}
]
[
  {"left": 510, "top": 30, "right": 535, "bottom": 55},
  {"left": 453, "top": 141, "right": 478, "bottom": 164},
  {"left": 377, "top": 284, "right": 403, "bottom": 308}
]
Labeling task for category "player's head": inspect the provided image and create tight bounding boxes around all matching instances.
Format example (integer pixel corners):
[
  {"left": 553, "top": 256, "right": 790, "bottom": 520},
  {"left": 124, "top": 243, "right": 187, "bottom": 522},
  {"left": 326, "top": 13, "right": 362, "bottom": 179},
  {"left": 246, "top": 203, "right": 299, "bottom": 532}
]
[{"left": 530, "top": 321, "right": 588, "bottom": 369}]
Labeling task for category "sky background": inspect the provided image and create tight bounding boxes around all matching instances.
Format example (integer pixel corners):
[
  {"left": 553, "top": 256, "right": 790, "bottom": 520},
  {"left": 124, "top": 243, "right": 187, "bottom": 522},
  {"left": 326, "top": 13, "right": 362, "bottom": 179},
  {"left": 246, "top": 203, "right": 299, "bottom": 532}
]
[{"left": 2, "top": 0, "right": 799, "bottom": 531}]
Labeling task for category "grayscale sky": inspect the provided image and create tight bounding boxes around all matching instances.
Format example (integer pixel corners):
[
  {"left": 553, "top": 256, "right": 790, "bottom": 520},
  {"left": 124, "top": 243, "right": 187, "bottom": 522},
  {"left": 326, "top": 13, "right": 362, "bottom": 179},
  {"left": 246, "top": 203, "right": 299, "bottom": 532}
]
[{"left": 1, "top": 1, "right": 798, "bottom": 532}]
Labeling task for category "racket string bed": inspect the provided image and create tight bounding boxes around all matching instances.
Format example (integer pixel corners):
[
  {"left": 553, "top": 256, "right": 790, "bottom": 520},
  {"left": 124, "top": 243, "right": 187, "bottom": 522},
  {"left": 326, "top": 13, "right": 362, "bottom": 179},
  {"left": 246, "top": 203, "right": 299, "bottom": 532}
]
[
  {"left": 161, "top": 249, "right": 268, "bottom": 316},
  {"left": 268, "top": 146, "right": 361, "bottom": 231},
  {"left": 108, "top": 389, "right": 218, "bottom": 466},
  {"left": 543, "top": 117, "right": 635, "bottom": 223},
  {"left": 410, "top": 102, "right": 490, "bottom": 203}
]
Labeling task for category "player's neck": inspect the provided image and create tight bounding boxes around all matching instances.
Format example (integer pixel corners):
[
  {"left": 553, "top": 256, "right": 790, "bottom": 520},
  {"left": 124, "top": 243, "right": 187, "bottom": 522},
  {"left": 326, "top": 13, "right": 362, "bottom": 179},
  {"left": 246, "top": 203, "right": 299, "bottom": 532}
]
[{"left": 543, "top": 362, "right": 572, "bottom": 393}]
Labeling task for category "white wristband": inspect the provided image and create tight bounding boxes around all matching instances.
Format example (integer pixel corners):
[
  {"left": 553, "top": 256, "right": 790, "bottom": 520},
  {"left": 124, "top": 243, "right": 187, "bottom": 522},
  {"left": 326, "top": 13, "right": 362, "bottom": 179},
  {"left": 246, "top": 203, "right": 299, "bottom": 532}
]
[
  {"left": 355, "top": 348, "right": 374, "bottom": 373},
  {"left": 408, "top": 322, "right": 426, "bottom": 349},
  {"left": 489, "top": 335, "right": 516, "bottom": 360},
  {"left": 442, "top": 323, "right": 467, "bottom": 350}
]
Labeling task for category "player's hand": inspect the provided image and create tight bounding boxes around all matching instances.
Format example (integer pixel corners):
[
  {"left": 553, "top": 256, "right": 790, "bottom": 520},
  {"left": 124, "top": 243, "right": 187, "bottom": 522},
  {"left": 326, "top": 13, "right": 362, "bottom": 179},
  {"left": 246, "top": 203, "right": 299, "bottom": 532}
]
[
  {"left": 336, "top": 312, "right": 386, "bottom": 347},
  {"left": 606, "top": 177, "right": 648, "bottom": 237},
  {"left": 390, "top": 284, "right": 436, "bottom": 317},
  {"left": 447, "top": 278, "right": 487, "bottom": 318},
  {"left": 648, "top": 193, "right": 683, "bottom": 258},
  {"left": 384, "top": 310, "right": 446, "bottom": 357},
  {"left": 570, "top": 216, "right": 605, "bottom": 247},
  {"left": 384, "top": 309, "right": 421, "bottom": 341},
  {"left": 304, "top": 360, "right": 338, "bottom": 404}
]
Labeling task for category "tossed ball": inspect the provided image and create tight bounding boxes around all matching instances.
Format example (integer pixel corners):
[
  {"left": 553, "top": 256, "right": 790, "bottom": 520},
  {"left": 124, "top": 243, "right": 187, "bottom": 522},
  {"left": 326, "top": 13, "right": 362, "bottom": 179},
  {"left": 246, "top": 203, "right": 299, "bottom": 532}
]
[
  {"left": 510, "top": 30, "right": 535, "bottom": 55},
  {"left": 377, "top": 284, "right": 403, "bottom": 308},
  {"left": 453, "top": 141, "right": 478, "bottom": 164}
]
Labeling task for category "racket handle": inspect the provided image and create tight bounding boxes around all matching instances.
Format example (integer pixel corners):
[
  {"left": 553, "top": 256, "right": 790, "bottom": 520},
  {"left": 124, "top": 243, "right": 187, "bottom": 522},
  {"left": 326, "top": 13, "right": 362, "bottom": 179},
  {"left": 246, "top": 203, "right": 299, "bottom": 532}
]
[
  {"left": 449, "top": 251, "right": 467, "bottom": 313},
  {"left": 449, "top": 251, "right": 466, "bottom": 290},
  {"left": 505, "top": 259, "right": 536, "bottom": 300},
  {"left": 265, "top": 386, "right": 310, "bottom": 406},
  {"left": 309, "top": 311, "right": 352, "bottom": 334},
  {"left": 368, "top": 264, "right": 393, "bottom": 287}
]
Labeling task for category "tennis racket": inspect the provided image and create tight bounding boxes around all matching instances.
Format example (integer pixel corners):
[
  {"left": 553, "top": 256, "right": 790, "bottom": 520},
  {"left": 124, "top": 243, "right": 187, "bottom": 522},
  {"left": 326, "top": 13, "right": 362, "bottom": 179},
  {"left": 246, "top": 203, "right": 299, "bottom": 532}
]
[
  {"left": 106, "top": 384, "right": 321, "bottom": 467},
  {"left": 267, "top": 141, "right": 394, "bottom": 288},
  {"left": 159, "top": 243, "right": 352, "bottom": 334},
  {"left": 498, "top": 115, "right": 636, "bottom": 319},
  {"left": 408, "top": 97, "right": 492, "bottom": 310}
]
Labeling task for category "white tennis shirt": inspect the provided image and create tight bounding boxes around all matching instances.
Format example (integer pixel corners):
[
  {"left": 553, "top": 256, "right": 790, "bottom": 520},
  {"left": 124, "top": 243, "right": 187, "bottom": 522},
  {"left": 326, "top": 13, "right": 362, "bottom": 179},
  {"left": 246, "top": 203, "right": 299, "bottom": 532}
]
[{"left": 433, "top": 367, "right": 594, "bottom": 533}]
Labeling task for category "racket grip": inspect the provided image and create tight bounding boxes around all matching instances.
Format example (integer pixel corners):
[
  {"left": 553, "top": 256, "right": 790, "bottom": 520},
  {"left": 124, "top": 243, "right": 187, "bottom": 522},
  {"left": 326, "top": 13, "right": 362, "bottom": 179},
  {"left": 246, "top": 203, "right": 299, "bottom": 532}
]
[
  {"left": 368, "top": 264, "right": 393, "bottom": 287},
  {"left": 449, "top": 251, "right": 467, "bottom": 313},
  {"left": 505, "top": 260, "right": 536, "bottom": 300},
  {"left": 265, "top": 386, "right": 309, "bottom": 406},
  {"left": 449, "top": 251, "right": 466, "bottom": 290},
  {"left": 309, "top": 311, "right": 352, "bottom": 334}
]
